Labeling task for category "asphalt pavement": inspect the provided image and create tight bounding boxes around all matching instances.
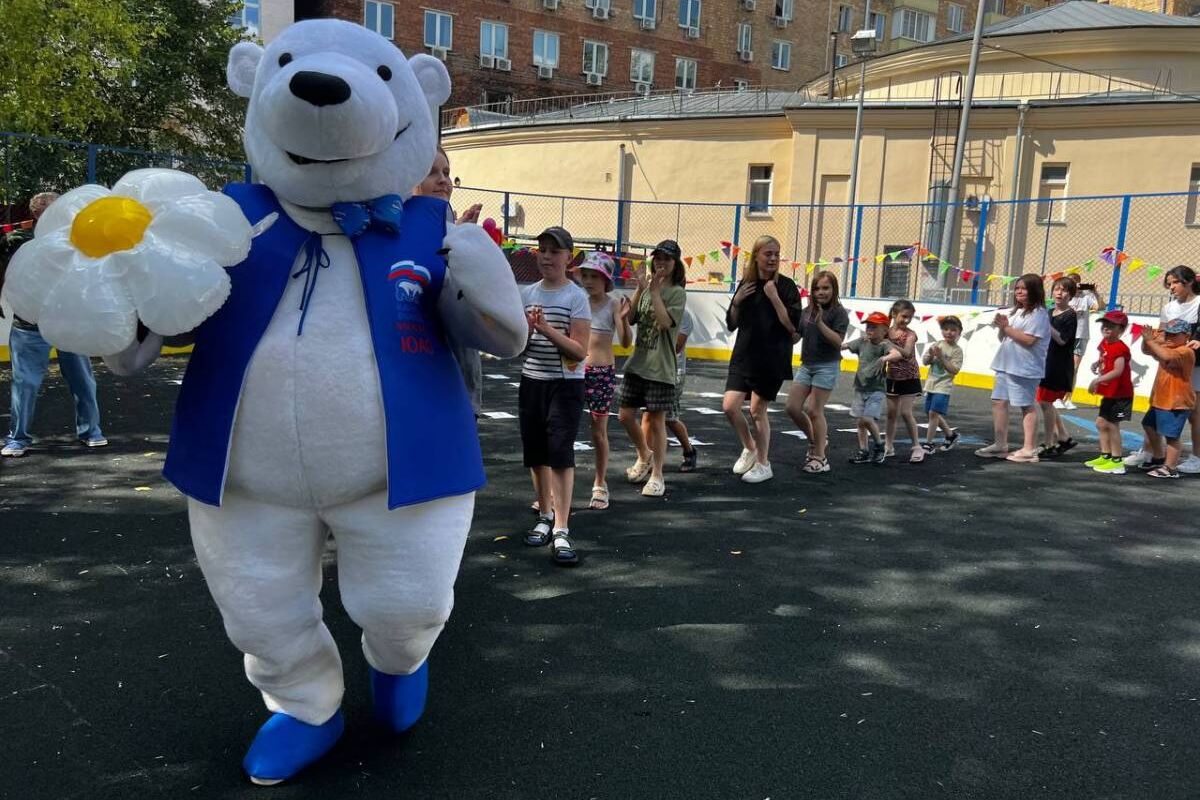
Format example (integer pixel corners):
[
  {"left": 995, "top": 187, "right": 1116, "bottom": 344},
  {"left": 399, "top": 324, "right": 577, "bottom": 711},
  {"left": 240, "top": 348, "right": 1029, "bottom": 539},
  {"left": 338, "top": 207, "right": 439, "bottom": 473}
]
[{"left": 2, "top": 355, "right": 1198, "bottom": 800}]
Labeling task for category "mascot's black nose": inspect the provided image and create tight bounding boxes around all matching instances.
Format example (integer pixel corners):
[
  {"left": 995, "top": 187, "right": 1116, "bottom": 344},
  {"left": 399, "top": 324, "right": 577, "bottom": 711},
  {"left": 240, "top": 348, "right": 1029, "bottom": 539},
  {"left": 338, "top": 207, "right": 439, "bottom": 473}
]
[{"left": 289, "top": 71, "right": 352, "bottom": 107}]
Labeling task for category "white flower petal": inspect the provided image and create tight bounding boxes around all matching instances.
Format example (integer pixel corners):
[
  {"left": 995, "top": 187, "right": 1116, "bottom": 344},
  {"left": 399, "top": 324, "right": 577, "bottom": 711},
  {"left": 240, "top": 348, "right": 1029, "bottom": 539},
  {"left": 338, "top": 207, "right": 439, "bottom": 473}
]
[
  {"left": 0, "top": 231, "right": 85, "bottom": 322},
  {"left": 111, "top": 168, "right": 208, "bottom": 205},
  {"left": 122, "top": 241, "right": 231, "bottom": 336},
  {"left": 144, "top": 192, "right": 252, "bottom": 267},
  {"left": 35, "top": 184, "right": 111, "bottom": 237},
  {"left": 36, "top": 261, "right": 138, "bottom": 356}
]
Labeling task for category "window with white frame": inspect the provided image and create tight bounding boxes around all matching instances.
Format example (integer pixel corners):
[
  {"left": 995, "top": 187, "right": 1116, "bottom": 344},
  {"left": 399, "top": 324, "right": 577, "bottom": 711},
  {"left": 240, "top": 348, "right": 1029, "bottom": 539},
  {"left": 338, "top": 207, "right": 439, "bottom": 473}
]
[
  {"left": 836, "top": 5, "right": 852, "bottom": 32},
  {"left": 747, "top": 165, "right": 773, "bottom": 214},
  {"left": 985, "top": 0, "right": 1005, "bottom": 14},
  {"left": 229, "top": 0, "right": 260, "bottom": 34},
  {"left": 1036, "top": 163, "right": 1069, "bottom": 223},
  {"left": 868, "top": 11, "right": 887, "bottom": 39},
  {"left": 675, "top": 57, "right": 697, "bottom": 90},
  {"left": 583, "top": 40, "right": 609, "bottom": 76},
  {"left": 946, "top": 3, "right": 965, "bottom": 33},
  {"left": 894, "top": 9, "right": 933, "bottom": 42},
  {"left": 737, "top": 22, "right": 752, "bottom": 54},
  {"left": 771, "top": 40, "right": 791, "bottom": 70},
  {"left": 634, "top": 0, "right": 658, "bottom": 22},
  {"left": 835, "top": 53, "right": 849, "bottom": 68},
  {"left": 365, "top": 1, "right": 394, "bottom": 39},
  {"left": 480, "top": 21, "right": 508, "bottom": 58},
  {"left": 423, "top": 11, "right": 452, "bottom": 49},
  {"left": 1019, "top": 3, "right": 1033, "bottom": 14},
  {"left": 631, "top": 48, "right": 655, "bottom": 83},
  {"left": 678, "top": 0, "right": 701, "bottom": 29},
  {"left": 1187, "top": 164, "right": 1200, "bottom": 225},
  {"left": 733, "top": 78, "right": 750, "bottom": 91},
  {"left": 533, "top": 30, "right": 560, "bottom": 67},
  {"left": 774, "top": 0, "right": 794, "bottom": 21}
]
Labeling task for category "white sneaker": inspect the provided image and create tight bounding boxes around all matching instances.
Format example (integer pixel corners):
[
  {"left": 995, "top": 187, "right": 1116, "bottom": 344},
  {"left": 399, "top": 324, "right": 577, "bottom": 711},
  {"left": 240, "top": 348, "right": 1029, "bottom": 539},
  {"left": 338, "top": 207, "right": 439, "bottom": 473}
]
[
  {"left": 1122, "top": 449, "right": 1150, "bottom": 467},
  {"left": 732, "top": 448, "right": 756, "bottom": 475},
  {"left": 1, "top": 441, "right": 28, "bottom": 457},
  {"left": 741, "top": 461, "right": 774, "bottom": 483},
  {"left": 1061, "top": 399, "right": 1077, "bottom": 410},
  {"left": 1177, "top": 454, "right": 1200, "bottom": 474},
  {"left": 1052, "top": 399, "right": 1065, "bottom": 409}
]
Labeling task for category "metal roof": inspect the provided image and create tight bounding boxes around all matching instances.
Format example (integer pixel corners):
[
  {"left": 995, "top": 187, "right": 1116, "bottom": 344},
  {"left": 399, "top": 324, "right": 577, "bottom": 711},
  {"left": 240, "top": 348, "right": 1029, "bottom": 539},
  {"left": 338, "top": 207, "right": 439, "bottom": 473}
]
[{"left": 949, "top": 0, "right": 1200, "bottom": 43}]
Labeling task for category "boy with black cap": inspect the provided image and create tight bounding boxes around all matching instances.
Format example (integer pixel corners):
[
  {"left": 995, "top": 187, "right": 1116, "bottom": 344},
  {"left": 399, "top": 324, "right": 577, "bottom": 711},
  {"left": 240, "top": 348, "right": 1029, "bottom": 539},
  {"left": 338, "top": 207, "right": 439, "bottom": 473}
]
[
  {"left": 616, "top": 239, "right": 688, "bottom": 497},
  {"left": 519, "top": 227, "right": 591, "bottom": 564},
  {"left": 1085, "top": 309, "right": 1134, "bottom": 474},
  {"left": 1139, "top": 317, "right": 1197, "bottom": 479}
]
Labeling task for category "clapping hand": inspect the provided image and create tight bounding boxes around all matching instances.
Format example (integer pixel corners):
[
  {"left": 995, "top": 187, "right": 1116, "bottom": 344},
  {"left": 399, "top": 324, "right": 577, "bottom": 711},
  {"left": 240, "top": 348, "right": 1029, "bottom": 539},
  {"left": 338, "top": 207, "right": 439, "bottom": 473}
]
[
  {"left": 993, "top": 312, "right": 1009, "bottom": 330},
  {"left": 525, "top": 305, "right": 544, "bottom": 333},
  {"left": 458, "top": 203, "right": 483, "bottom": 225},
  {"left": 616, "top": 295, "right": 631, "bottom": 321}
]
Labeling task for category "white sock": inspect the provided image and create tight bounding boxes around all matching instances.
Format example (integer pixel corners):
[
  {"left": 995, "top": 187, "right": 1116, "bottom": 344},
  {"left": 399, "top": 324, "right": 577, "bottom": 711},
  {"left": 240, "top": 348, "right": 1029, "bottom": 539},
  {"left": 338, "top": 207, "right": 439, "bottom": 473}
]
[{"left": 552, "top": 529, "right": 571, "bottom": 547}]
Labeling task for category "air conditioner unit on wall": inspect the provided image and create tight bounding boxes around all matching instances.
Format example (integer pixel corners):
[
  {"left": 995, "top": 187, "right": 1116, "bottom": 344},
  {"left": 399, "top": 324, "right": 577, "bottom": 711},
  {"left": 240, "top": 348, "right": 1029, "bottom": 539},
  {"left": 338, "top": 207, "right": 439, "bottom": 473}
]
[
  {"left": 640, "top": 16, "right": 656, "bottom": 29},
  {"left": 543, "top": 0, "right": 559, "bottom": 8},
  {"left": 479, "top": 54, "right": 495, "bottom": 68},
  {"left": 586, "top": 72, "right": 603, "bottom": 86},
  {"left": 635, "top": 81, "right": 652, "bottom": 96},
  {"left": 685, "top": 26, "right": 700, "bottom": 38},
  {"left": 538, "top": 65, "right": 555, "bottom": 79},
  {"left": 773, "top": 16, "right": 788, "bottom": 27},
  {"left": 742, "top": 0, "right": 756, "bottom": 9},
  {"left": 739, "top": 50, "right": 753, "bottom": 62},
  {"left": 495, "top": 57, "right": 512, "bottom": 71},
  {"left": 593, "top": 5, "right": 610, "bottom": 19},
  {"left": 431, "top": 46, "right": 448, "bottom": 61}
]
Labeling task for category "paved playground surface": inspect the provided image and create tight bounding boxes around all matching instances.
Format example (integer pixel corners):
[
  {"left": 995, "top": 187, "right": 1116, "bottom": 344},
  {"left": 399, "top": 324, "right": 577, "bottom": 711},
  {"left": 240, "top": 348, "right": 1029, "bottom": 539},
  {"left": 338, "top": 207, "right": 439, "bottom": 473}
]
[{"left": 2, "top": 355, "right": 1198, "bottom": 799}]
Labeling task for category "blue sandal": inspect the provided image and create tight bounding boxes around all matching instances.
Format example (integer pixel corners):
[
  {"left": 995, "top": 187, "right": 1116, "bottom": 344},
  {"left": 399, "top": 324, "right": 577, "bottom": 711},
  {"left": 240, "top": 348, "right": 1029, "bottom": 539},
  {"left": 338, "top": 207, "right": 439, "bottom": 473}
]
[{"left": 524, "top": 515, "right": 553, "bottom": 546}]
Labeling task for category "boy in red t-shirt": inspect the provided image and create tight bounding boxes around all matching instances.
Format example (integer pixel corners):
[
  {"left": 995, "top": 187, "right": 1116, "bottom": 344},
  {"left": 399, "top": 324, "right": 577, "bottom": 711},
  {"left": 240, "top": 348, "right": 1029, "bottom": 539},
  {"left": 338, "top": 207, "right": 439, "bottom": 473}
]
[
  {"left": 1085, "top": 310, "right": 1134, "bottom": 474},
  {"left": 1140, "top": 318, "right": 1198, "bottom": 479}
]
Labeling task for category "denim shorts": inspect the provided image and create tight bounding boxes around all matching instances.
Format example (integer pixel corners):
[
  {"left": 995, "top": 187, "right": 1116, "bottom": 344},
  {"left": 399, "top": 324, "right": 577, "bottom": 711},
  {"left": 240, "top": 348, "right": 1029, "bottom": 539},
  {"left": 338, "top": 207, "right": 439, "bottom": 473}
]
[
  {"left": 991, "top": 371, "right": 1039, "bottom": 407},
  {"left": 851, "top": 390, "right": 885, "bottom": 420},
  {"left": 924, "top": 392, "right": 951, "bottom": 415},
  {"left": 1143, "top": 407, "right": 1190, "bottom": 440},
  {"left": 794, "top": 360, "right": 840, "bottom": 391}
]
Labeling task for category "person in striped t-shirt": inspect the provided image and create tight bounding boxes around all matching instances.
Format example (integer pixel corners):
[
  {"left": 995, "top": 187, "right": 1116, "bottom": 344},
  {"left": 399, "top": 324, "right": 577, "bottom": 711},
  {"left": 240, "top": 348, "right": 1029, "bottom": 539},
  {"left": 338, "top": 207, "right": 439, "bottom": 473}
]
[{"left": 519, "top": 227, "right": 591, "bottom": 566}]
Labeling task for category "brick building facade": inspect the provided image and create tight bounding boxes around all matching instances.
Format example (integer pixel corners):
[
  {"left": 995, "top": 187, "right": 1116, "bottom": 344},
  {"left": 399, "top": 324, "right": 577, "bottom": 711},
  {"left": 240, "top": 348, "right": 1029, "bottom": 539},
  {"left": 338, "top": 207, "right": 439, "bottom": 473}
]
[{"left": 292, "top": 0, "right": 1193, "bottom": 108}]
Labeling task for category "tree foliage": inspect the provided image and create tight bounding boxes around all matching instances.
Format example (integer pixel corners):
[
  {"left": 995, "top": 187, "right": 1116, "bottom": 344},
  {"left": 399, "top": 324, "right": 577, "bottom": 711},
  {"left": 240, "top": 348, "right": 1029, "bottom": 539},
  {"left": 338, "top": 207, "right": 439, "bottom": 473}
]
[{"left": 0, "top": 0, "right": 251, "bottom": 205}]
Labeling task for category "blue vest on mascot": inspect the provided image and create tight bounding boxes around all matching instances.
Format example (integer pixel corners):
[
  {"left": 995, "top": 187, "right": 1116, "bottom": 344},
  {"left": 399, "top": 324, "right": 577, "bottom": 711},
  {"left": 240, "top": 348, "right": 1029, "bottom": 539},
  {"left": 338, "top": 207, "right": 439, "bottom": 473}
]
[{"left": 162, "top": 183, "right": 485, "bottom": 509}]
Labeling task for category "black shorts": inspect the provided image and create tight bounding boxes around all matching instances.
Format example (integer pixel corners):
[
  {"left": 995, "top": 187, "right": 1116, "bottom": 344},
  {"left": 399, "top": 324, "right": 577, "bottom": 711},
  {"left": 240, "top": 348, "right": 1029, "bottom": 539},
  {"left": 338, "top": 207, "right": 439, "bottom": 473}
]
[
  {"left": 886, "top": 378, "right": 923, "bottom": 397},
  {"left": 725, "top": 370, "right": 785, "bottom": 402},
  {"left": 1098, "top": 396, "right": 1133, "bottom": 423},
  {"left": 519, "top": 377, "right": 585, "bottom": 469},
  {"left": 617, "top": 371, "right": 676, "bottom": 412}
]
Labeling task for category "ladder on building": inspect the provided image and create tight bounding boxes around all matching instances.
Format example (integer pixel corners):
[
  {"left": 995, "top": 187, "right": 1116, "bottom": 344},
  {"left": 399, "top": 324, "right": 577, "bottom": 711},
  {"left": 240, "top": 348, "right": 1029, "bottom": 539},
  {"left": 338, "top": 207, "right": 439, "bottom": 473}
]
[{"left": 921, "top": 71, "right": 963, "bottom": 271}]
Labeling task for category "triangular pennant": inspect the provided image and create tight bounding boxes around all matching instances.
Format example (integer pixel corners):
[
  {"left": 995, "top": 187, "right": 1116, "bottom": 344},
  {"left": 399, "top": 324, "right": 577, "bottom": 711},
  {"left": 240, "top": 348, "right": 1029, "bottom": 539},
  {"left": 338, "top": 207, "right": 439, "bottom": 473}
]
[
  {"left": 1084, "top": 259, "right": 1097, "bottom": 272},
  {"left": 1116, "top": 251, "right": 1130, "bottom": 266},
  {"left": 855, "top": 310, "right": 865, "bottom": 321},
  {"left": 1147, "top": 265, "right": 1163, "bottom": 278},
  {"left": 572, "top": 248, "right": 582, "bottom": 259},
  {"left": 806, "top": 262, "right": 816, "bottom": 274},
  {"left": 1127, "top": 258, "right": 1144, "bottom": 272},
  {"left": 709, "top": 250, "right": 720, "bottom": 262},
  {"left": 684, "top": 256, "right": 693, "bottom": 267},
  {"left": 875, "top": 254, "right": 886, "bottom": 264},
  {"left": 697, "top": 254, "right": 706, "bottom": 265},
  {"left": 1130, "top": 323, "right": 1144, "bottom": 342},
  {"left": 938, "top": 263, "right": 951, "bottom": 276},
  {"left": 721, "top": 245, "right": 731, "bottom": 258},
  {"left": 731, "top": 246, "right": 740, "bottom": 259}
]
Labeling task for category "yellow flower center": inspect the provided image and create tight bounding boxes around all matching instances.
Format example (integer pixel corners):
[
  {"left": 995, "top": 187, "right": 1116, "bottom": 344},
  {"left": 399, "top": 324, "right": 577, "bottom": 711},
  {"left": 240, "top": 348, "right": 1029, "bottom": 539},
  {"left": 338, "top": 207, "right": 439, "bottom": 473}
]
[{"left": 70, "top": 196, "right": 153, "bottom": 258}]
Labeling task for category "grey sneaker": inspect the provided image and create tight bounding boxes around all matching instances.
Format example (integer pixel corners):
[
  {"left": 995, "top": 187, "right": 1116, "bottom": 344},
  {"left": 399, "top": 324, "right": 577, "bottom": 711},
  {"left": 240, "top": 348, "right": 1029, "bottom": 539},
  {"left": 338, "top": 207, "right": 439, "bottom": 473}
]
[
  {"left": 81, "top": 436, "right": 108, "bottom": 448},
  {"left": 1, "top": 440, "right": 28, "bottom": 457}
]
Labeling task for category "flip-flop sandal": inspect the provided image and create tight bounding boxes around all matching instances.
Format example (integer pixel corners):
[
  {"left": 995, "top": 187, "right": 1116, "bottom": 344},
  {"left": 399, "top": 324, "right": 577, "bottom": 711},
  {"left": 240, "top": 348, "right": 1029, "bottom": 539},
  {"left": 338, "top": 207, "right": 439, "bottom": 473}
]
[
  {"left": 524, "top": 516, "right": 553, "bottom": 547},
  {"left": 1147, "top": 465, "right": 1180, "bottom": 479},
  {"left": 1005, "top": 450, "right": 1040, "bottom": 463},
  {"left": 551, "top": 534, "right": 579, "bottom": 566},
  {"left": 909, "top": 447, "right": 926, "bottom": 463},
  {"left": 641, "top": 476, "right": 666, "bottom": 496},
  {"left": 588, "top": 485, "right": 610, "bottom": 510}
]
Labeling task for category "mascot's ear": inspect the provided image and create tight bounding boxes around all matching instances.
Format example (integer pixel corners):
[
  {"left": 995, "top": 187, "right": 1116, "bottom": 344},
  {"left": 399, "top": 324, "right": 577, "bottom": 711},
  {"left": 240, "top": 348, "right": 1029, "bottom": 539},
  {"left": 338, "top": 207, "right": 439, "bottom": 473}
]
[
  {"left": 409, "top": 54, "right": 452, "bottom": 116},
  {"left": 227, "top": 41, "right": 264, "bottom": 98}
]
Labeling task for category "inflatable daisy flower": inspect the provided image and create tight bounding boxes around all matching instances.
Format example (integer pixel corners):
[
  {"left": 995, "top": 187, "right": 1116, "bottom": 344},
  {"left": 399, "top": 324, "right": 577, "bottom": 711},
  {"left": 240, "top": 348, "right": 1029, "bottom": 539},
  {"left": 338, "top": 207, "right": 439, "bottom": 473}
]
[{"left": 2, "top": 168, "right": 252, "bottom": 355}]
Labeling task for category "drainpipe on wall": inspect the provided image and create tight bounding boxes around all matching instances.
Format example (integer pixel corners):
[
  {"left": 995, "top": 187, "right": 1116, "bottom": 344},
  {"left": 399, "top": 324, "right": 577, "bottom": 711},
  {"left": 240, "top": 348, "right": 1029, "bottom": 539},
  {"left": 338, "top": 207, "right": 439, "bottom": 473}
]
[
  {"left": 828, "top": 32, "right": 838, "bottom": 100},
  {"left": 1002, "top": 103, "right": 1028, "bottom": 277}
]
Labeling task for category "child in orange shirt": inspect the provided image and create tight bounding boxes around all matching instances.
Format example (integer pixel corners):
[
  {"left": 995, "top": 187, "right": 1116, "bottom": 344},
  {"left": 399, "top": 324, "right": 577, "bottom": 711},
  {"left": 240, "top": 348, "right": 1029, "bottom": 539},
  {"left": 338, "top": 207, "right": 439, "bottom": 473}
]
[{"left": 1140, "top": 318, "right": 1197, "bottom": 479}]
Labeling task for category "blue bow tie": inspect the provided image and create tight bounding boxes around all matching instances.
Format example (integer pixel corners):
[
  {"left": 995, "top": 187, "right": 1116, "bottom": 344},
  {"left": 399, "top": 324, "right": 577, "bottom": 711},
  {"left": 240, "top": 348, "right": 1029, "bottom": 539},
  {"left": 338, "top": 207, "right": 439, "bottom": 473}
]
[{"left": 330, "top": 194, "right": 404, "bottom": 238}]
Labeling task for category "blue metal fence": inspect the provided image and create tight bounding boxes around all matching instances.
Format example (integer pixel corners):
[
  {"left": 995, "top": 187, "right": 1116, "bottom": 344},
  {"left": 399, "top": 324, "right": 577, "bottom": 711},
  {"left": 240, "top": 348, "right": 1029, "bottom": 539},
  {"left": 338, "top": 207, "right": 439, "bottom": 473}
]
[{"left": 4, "top": 132, "right": 1193, "bottom": 312}]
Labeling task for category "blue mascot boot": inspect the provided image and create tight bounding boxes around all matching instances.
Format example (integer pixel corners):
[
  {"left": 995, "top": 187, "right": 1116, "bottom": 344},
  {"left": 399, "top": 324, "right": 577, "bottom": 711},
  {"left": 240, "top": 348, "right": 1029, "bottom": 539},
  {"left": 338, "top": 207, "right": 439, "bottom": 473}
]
[
  {"left": 370, "top": 661, "right": 429, "bottom": 734},
  {"left": 242, "top": 709, "right": 345, "bottom": 786}
]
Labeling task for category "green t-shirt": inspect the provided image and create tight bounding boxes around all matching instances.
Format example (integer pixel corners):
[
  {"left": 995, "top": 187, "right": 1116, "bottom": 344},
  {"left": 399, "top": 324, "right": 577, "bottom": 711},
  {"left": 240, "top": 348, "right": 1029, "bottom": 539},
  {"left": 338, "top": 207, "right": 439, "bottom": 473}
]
[
  {"left": 625, "top": 285, "right": 687, "bottom": 385},
  {"left": 924, "top": 340, "right": 963, "bottom": 395},
  {"left": 847, "top": 337, "right": 892, "bottom": 393}
]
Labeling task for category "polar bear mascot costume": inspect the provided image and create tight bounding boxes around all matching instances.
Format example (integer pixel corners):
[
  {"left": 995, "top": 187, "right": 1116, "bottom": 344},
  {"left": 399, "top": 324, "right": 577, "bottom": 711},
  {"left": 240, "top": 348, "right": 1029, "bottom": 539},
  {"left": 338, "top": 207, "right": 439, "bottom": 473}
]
[{"left": 3, "top": 19, "right": 527, "bottom": 785}]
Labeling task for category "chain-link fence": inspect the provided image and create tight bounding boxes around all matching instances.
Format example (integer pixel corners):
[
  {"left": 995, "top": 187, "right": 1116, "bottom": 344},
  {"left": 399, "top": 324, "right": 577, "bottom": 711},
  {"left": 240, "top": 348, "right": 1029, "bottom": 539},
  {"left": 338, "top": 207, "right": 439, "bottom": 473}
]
[{"left": 5, "top": 132, "right": 1195, "bottom": 309}]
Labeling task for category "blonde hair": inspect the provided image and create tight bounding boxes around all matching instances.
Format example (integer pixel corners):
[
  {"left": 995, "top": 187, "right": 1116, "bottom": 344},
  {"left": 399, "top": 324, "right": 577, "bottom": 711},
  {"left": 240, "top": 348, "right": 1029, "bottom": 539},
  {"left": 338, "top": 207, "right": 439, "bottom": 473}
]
[
  {"left": 743, "top": 235, "right": 780, "bottom": 283},
  {"left": 29, "top": 192, "right": 59, "bottom": 216}
]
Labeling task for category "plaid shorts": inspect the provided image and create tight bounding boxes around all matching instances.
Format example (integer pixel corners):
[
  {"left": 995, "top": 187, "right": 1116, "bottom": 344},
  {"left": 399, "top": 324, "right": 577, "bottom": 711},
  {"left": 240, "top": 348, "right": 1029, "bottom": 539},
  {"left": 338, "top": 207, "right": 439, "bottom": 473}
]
[
  {"left": 583, "top": 364, "right": 616, "bottom": 417},
  {"left": 617, "top": 371, "right": 676, "bottom": 412},
  {"left": 666, "top": 376, "right": 687, "bottom": 422}
]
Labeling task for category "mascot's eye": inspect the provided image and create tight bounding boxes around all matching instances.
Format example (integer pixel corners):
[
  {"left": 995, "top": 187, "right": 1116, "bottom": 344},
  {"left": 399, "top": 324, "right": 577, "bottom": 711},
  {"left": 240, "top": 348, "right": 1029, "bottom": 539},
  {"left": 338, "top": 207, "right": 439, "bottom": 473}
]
[
  {"left": 278, "top": 53, "right": 293, "bottom": 67},
  {"left": 377, "top": 65, "right": 393, "bottom": 81}
]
